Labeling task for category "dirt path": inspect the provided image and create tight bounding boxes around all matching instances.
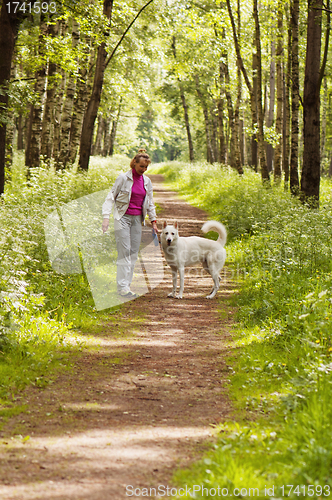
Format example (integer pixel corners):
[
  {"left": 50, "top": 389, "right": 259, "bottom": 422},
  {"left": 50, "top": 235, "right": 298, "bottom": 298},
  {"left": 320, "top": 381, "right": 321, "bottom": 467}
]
[{"left": 0, "top": 175, "right": 237, "bottom": 500}]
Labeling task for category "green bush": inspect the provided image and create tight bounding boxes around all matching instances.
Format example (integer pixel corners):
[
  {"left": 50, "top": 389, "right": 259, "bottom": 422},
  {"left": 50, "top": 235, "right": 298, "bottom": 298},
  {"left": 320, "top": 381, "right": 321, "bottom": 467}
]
[{"left": 0, "top": 153, "right": 126, "bottom": 400}]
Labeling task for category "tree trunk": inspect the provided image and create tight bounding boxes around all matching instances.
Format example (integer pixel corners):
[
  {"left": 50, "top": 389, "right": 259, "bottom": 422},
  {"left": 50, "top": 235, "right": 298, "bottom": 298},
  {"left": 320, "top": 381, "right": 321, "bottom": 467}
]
[
  {"left": 222, "top": 59, "right": 243, "bottom": 174},
  {"left": 102, "top": 116, "right": 111, "bottom": 156},
  {"left": 40, "top": 59, "right": 57, "bottom": 159},
  {"left": 171, "top": 36, "right": 194, "bottom": 162},
  {"left": 180, "top": 87, "right": 194, "bottom": 162},
  {"left": 251, "top": 45, "right": 258, "bottom": 171},
  {"left": 329, "top": 152, "right": 332, "bottom": 177},
  {"left": 109, "top": 98, "right": 122, "bottom": 156},
  {"left": 26, "top": 16, "right": 48, "bottom": 170},
  {"left": 300, "top": 0, "right": 322, "bottom": 206},
  {"left": 58, "top": 19, "right": 80, "bottom": 168},
  {"left": 67, "top": 36, "right": 92, "bottom": 164},
  {"left": 218, "top": 62, "right": 226, "bottom": 164},
  {"left": 93, "top": 114, "right": 104, "bottom": 156},
  {"left": 211, "top": 102, "right": 219, "bottom": 163},
  {"left": 52, "top": 20, "right": 67, "bottom": 161},
  {"left": 253, "top": 0, "right": 269, "bottom": 181},
  {"left": 16, "top": 114, "right": 24, "bottom": 150},
  {"left": 5, "top": 108, "right": 14, "bottom": 169},
  {"left": 41, "top": 21, "right": 59, "bottom": 160},
  {"left": 289, "top": 0, "right": 300, "bottom": 195},
  {"left": 53, "top": 66, "right": 66, "bottom": 160},
  {"left": 5, "top": 61, "right": 15, "bottom": 171},
  {"left": 266, "top": 42, "right": 275, "bottom": 173},
  {"left": 78, "top": 0, "right": 113, "bottom": 171},
  {"left": 239, "top": 114, "right": 245, "bottom": 165},
  {"left": 235, "top": 0, "right": 243, "bottom": 169},
  {"left": 195, "top": 75, "right": 215, "bottom": 163},
  {"left": 274, "top": 3, "right": 283, "bottom": 183},
  {"left": 283, "top": 12, "right": 292, "bottom": 189},
  {"left": 320, "top": 0, "right": 330, "bottom": 173},
  {"left": 320, "top": 77, "right": 327, "bottom": 170},
  {"left": 0, "top": 1, "right": 26, "bottom": 195}
]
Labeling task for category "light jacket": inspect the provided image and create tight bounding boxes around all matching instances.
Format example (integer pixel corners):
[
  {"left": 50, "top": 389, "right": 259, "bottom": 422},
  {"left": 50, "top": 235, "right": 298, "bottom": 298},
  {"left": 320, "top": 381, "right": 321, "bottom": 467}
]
[{"left": 102, "top": 170, "right": 157, "bottom": 222}]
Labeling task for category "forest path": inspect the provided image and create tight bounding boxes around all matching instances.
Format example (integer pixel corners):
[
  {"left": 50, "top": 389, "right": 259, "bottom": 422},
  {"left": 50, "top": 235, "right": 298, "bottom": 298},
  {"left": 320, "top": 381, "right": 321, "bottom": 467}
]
[{"left": 0, "top": 175, "right": 237, "bottom": 500}]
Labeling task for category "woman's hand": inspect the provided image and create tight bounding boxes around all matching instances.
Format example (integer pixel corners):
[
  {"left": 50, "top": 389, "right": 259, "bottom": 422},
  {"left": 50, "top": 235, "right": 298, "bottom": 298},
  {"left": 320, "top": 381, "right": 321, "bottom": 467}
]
[
  {"left": 152, "top": 220, "right": 158, "bottom": 234},
  {"left": 102, "top": 218, "right": 109, "bottom": 233}
]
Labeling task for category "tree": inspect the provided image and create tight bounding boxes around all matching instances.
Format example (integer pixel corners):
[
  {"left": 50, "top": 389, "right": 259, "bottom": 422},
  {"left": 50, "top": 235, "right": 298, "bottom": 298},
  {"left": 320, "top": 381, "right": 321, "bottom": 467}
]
[
  {"left": 78, "top": 0, "right": 154, "bottom": 171},
  {"left": 300, "top": 0, "right": 328, "bottom": 206},
  {"left": 0, "top": 0, "right": 34, "bottom": 195},
  {"left": 78, "top": 0, "right": 113, "bottom": 171},
  {"left": 225, "top": 0, "right": 269, "bottom": 181},
  {"left": 274, "top": 0, "right": 283, "bottom": 183},
  {"left": 289, "top": 0, "right": 300, "bottom": 195},
  {"left": 171, "top": 36, "right": 194, "bottom": 162},
  {"left": 25, "top": 14, "right": 48, "bottom": 170}
]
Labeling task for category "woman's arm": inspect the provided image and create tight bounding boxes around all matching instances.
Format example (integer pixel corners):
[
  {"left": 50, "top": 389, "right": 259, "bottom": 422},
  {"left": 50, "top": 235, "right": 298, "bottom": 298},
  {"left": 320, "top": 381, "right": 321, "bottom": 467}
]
[
  {"left": 102, "top": 174, "right": 125, "bottom": 228},
  {"left": 145, "top": 179, "right": 157, "bottom": 224}
]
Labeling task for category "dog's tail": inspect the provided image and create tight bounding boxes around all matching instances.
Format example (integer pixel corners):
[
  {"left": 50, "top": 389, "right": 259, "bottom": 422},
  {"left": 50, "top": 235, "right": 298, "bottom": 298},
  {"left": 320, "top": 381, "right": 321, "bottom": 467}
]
[{"left": 201, "top": 220, "right": 227, "bottom": 247}]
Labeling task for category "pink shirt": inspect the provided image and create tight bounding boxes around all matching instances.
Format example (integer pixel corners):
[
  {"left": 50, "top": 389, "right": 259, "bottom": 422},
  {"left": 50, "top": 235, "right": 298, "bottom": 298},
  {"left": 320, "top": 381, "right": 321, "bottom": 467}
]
[{"left": 125, "top": 169, "right": 146, "bottom": 216}]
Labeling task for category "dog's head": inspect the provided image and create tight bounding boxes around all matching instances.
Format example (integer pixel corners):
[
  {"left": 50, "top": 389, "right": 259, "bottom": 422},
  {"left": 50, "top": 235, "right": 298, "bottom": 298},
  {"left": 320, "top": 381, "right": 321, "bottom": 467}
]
[{"left": 161, "top": 221, "right": 178, "bottom": 246}]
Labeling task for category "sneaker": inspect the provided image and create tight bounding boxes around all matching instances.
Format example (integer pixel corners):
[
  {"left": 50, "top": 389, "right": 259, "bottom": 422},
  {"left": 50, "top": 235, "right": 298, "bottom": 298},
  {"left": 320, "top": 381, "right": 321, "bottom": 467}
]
[{"left": 118, "top": 289, "right": 136, "bottom": 298}]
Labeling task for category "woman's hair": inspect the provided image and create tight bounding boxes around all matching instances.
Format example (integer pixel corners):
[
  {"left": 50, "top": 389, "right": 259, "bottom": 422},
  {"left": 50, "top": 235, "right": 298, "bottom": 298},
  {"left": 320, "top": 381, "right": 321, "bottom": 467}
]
[{"left": 130, "top": 148, "right": 151, "bottom": 168}]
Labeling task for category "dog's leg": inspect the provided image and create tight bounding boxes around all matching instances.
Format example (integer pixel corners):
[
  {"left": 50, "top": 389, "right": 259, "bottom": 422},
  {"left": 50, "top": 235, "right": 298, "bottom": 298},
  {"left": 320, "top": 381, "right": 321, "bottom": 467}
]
[
  {"left": 168, "top": 267, "right": 177, "bottom": 297},
  {"left": 206, "top": 274, "right": 219, "bottom": 299},
  {"left": 206, "top": 263, "right": 220, "bottom": 299},
  {"left": 176, "top": 266, "right": 185, "bottom": 299}
]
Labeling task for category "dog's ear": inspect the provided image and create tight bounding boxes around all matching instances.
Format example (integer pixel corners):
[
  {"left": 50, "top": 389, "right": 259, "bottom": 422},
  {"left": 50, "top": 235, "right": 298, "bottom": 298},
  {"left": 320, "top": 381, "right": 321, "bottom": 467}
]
[
  {"left": 163, "top": 221, "right": 167, "bottom": 228},
  {"left": 174, "top": 221, "right": 178, "bottom": 229}
]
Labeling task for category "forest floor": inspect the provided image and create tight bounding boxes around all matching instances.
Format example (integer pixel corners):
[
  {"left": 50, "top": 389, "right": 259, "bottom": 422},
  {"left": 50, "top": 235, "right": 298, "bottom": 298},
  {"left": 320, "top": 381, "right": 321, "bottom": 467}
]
[{"left": 0, "top": 175, "right": 238, "bottom": 500}]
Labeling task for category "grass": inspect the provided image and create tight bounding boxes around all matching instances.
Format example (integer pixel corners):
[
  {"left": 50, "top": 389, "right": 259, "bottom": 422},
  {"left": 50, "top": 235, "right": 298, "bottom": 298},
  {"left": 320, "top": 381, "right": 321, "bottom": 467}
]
[{"left": 149, "top": 161, "right": 332, "bottom": 498}]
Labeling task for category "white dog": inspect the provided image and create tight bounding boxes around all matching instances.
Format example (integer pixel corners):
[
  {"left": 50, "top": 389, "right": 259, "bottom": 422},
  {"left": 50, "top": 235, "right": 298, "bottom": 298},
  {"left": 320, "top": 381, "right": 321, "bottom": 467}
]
[{"left": 161, "top": 220, "right": 227, "bottom": 299}]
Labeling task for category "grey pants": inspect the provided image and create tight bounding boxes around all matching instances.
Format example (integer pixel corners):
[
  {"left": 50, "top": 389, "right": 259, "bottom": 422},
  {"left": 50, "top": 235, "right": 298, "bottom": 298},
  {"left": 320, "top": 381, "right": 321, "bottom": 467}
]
[{"left": 114, "top": 214, "right": 142, "bottom": 292}]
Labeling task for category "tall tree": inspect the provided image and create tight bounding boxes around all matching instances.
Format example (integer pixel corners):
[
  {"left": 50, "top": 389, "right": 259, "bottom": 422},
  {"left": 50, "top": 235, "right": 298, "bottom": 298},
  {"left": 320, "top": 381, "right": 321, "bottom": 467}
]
[
  {"left": 79, "top": 0, "right": 154, "bottom": 171},
  {"left": 274, "top": 1, "right": 283, "bottom": 183},
  {"left": 253, "top": 0, "right": 269, "bottom": 181},
  {"left": 58, "top": 19, "right": 80, "bottom": 168},
  {"left": 283, "top": 8, "right": 292, "bottom": 189},
  {"left": 0, "top": 0, "right": 33, "bottom": 195},
  {"left": 171, "top": 36, "right": 194, "bottom": 162},
  {"left": 25, "top": 14, "right": 48, "bottom": 170},
  {"left": 225, "top": 0, "right": 269, "bottom": 180},
  {"left": 67, "top": 35, "right": 92, "bottom": 164},
  {"left": 266, "top": 42, "right": 275, "bottom": 173},
  {"left": 41, "top": 20, "right": 59, "bottom": 160},
  {"left": 109, "top": 97, "right": 122, "bottom": 155},
  {"left": 221, "top": 56, "right": 243, "bottom": 173},
  {"left": 78, "top": 0, "right": 113, "bottom": 171},
  {"left": 289, "top": 0, "right": 300, "bottom": 195},
  {"left": 195, "top": 74, "right": 215, "bottom": 163},
  {"left": 300, "top": 0, "right": 328, "bottom": 206}
]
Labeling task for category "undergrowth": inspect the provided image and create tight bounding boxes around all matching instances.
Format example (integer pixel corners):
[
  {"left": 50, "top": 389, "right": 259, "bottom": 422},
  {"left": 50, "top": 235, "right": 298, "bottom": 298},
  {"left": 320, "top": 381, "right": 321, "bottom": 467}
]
[
  {"left": 149, "top": 162, "right": 332, "bottom": 498},
  {"left": 0, "top": 153, "right": 127, "bottom": 403}
]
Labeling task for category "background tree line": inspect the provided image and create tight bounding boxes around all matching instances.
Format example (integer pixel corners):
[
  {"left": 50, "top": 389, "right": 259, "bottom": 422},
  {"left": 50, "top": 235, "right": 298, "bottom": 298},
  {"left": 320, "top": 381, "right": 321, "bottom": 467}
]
[{"left": 0, "top": 0, "right": 331, "bottom": 205}]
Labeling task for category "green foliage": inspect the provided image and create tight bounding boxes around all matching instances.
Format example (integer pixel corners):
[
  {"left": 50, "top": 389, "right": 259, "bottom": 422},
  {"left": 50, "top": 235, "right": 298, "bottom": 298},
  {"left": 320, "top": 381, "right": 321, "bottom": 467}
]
[
  {"left": 0, "top": 153, "right": 126, "bottom": 399},
  {"left": 150, "top": 162, "right": 296, "bottom": 238},
  {"left": 151, "top": 161, "right": 332, "bottom": 497}
]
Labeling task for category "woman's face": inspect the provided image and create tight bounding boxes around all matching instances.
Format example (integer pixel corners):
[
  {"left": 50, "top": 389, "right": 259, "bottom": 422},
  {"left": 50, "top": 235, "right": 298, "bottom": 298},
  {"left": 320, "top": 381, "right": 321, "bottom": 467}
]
[{"left": 133, "top": 159, "right": 149, "bottom": 176}]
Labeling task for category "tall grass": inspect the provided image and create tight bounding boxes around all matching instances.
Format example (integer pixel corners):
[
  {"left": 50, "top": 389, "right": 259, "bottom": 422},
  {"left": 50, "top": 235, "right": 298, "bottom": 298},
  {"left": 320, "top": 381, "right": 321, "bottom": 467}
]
[
  {"left": 0, "top": 154, "right": 127, "bottom": 402},
  {"left": 150, "top": 162, "right": 332, "bottom": 498}
]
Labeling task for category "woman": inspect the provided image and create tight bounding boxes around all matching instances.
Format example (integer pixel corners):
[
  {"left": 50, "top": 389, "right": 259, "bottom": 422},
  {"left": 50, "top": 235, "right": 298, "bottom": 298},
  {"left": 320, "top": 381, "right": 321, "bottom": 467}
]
[{"left": 102, "top": 149, "right": 158, "bottom": 297}]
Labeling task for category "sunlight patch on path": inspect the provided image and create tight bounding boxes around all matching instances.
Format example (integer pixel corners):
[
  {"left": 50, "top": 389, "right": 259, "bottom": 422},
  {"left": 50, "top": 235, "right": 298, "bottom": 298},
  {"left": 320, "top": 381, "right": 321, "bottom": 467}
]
[{"left": 0, "top": 426, "right": 212, "bottom": 500}]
